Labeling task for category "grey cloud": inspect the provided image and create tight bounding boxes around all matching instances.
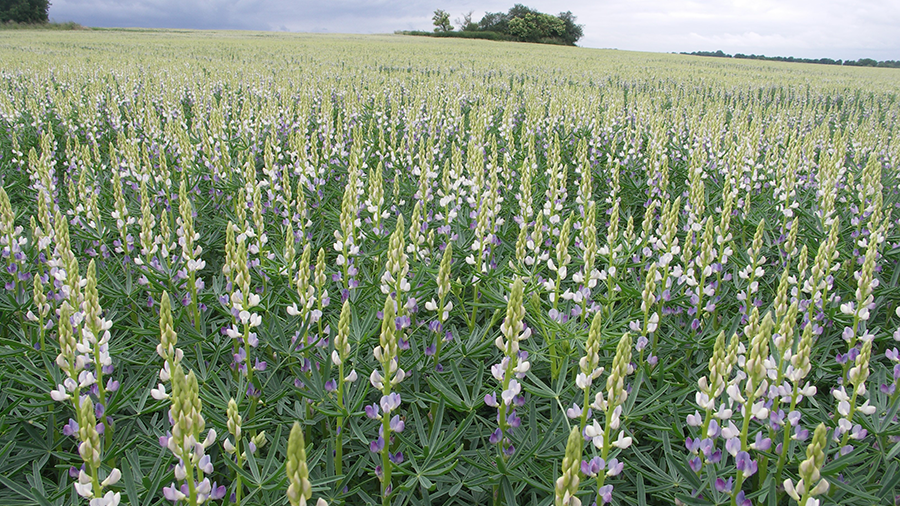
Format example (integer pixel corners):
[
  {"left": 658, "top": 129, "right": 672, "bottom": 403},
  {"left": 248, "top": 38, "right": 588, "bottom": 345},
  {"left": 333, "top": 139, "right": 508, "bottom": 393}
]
[{"left": 49, "top": 0, "right": 900, "bottom": 60}]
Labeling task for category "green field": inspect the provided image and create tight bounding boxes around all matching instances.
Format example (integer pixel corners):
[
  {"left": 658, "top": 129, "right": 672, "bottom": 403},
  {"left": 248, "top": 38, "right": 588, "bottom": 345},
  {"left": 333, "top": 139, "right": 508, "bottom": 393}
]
[{"left": 0, "top": 29, "right": 898, "bottom": 506}]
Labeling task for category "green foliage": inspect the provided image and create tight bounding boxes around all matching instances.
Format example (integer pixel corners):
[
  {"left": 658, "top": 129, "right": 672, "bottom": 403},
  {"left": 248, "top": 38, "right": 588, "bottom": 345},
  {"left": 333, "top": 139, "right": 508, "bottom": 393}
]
[
  {"left": 0, "top": 0, "right": 49, "bottom": 24},
  {"left": 0, "top": 20, "right": 83, "bottom": 29},
  {"left": 455, "top": 4, "right": 583, "bottom": 45},
  {"left": 0, "top": 30, "right": 898, "bottom": 506},
  {"left": 396, "top": 30, "right": 516, "bottom": 42},
  {"left": 508, "top": 12, "right": 565, "bottom": 43},
  {"left": 686, "top": 49, "right": 900, "bottom": 68},
  {"left": 432, "top": 9, "right": 452, "bottom": 33}
]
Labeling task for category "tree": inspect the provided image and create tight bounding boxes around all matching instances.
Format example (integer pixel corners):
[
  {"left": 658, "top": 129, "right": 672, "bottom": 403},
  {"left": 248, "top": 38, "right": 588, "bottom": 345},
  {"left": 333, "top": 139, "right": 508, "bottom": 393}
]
[
  {"left": 477, "top": 11, "right": 509, "bottom": 33},
  {"left": 455, "top": 10, "right": 476, "bottom": 31},
  {"left": 432, "top": 9, "right": 452, "bottom": 33},
  {"left": 508, "top": 12, "right": 565, "bottom": 43},
  {"left": 0, "top": 0, "right": 50, "bottom": 24},
  {"left": 557, "top": 11, "right": 583, "bottom": 45}
]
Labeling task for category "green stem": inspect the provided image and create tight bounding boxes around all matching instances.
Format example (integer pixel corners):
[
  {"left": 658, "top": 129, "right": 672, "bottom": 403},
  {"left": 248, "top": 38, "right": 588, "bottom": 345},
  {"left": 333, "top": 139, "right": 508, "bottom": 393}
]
[
  {"left": 549, "top": 271, "right": 562, "bottom": 380},
  {"left": 731, "top": 395, "right": 754, "bottom": 506},
  {"left": 579, "top": 385, "right": 591, "bottom": 433},
  {"left": 336, "top": 361, "right": 344, "bottom": 476},
  {"left": 774, "top": 386, "right": 800, "bottom": 487},
  {"left": 433, "top": 295, "right": 446, "bottom": 370},
  {"left": 594, "top": 404, "right": 613, "bottom": 504},
  {"left": 184, "top": 449, "right": 198, "bottom": 506},
  {"left": 380, "top": 376, "right": 393, "bottom": 506},
  {"left": 188, "top": 270, "right": 201, "bottom": 333},
  {"left": 234, "top": 440, "right": 243, "bottom": 506},
  {"left": 469, "top": 282, "right": 479, "bottom": 331},
  {"left": 605, "top": 253, "right": 615, "bottom": 316}
]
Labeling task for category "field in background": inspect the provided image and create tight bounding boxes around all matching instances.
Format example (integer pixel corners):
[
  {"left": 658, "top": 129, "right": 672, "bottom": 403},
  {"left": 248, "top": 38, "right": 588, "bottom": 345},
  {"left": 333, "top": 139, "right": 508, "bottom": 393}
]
[{"left": 0, "top": 30, "right": 899, "bottom": 506}]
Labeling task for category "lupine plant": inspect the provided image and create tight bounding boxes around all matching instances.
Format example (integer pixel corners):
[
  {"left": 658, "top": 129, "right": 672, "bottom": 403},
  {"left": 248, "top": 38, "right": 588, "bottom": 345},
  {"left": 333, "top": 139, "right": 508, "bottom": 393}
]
[{"left": 1, "top": 30, "right": 899, "bottom": 506}]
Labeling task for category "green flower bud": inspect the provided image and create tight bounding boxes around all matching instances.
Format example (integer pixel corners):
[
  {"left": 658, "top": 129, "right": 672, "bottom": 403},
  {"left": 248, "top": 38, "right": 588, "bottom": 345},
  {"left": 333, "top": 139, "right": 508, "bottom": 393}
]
[
  {"left": 554, "top": 426, "right": 583, "bottom": 506},
  {"left": 286, "top": 422, "right": 312, "bottom": 506}
]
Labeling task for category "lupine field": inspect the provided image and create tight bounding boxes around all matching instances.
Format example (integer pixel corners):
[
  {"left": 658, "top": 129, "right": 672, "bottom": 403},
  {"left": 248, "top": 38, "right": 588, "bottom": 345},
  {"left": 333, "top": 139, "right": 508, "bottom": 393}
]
[{"left": 0, "top": 29, "right": 899, "bottom": 506}]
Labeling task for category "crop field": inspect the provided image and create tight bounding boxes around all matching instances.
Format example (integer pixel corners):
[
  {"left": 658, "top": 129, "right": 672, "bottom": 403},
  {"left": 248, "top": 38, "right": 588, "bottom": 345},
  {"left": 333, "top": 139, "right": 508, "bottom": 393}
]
[{"left": 0, "top": 29, "right": 899, "bottom": 506}]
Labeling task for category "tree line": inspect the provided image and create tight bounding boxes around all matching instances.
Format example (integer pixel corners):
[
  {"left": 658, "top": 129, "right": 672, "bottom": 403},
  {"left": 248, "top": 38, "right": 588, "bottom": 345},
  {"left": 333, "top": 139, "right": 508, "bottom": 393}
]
[
  {"left": 425, "top": 4, "right": 583, "bottom": 46},
  {"left": 1, "top": 0, "right": 50, "bottom": 24},
  {"left": 682, "top": 49, "right": 900, "bottom": 69}
]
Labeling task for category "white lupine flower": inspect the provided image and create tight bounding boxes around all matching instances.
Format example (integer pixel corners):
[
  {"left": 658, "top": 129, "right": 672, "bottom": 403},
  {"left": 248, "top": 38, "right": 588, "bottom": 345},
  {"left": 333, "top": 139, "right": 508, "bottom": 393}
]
[{"left": 151, "top": 384, "right": 169, "bottom": 400}]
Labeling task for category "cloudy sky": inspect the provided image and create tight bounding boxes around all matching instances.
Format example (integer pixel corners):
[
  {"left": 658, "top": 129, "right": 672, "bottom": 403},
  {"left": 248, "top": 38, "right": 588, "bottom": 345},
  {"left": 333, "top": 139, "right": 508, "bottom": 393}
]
[{"left": 50, "top": 0, "right": 900, "bottom": 61}]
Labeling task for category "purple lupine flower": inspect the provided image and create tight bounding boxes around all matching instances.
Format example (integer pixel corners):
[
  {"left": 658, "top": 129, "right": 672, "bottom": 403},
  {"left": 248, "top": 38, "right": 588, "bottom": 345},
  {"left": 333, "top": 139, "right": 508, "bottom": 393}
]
[
  {"left": 394, "top": 315, "right": 411, "bottom": 331},
  {"left": 380, "top": 392, "right": 401, "bottom": 414},
  {"left": 370, "top": 437, "right": 384, "bottom": 453},
  {"left": 769, "top": 409, "right": 784, "bottom": 429},
  {"left": 715, "top": 477, "right": 733, "bottom": 493},
  {"left": 566, "top": 403, "right": 583, "bottom": 419},
  {"left": 324, "top": 379, "right": 337, "bottom": 392},
  {"left": 685, "top": 437, "right": 699, "bottom": 453},
  {"left": 365, "top": 404, "right": 380, "bottom": 419},
  {"left": 725, "top": 437, "right": 741, "bottom": 456},
  {"left": 689, "top": 456, "right": 702, "bottom": 473},
  {"left": 199, "top": 455, "right": 214, "bottom": 474},
  {"left": 735, "top": 491, "right": 751, "bottom": 506},
  {"left": 735, "top": 451, "right": 757, "bottom": 477},
  {"left": 389, "top": 415, "right": 405, "bottom": 433},
  {"left": 581, "top": 456, "right": 604, "bottom": 477},
  {"left": 210, "top": 483, "right": 226, "bottom": 500},
  {"left": 635, "top": 335, "right": 649, "bottom": 351},
  {"left": 598, "top": 484, "right": 613, "bottom": 504},
  {"left": 699, "top": 438, "right": 715, "bottom": 457},
  {"left": 63, "top": 418, "right": 79, "bottom": 437},
  {"left": 489, "top": 428, "right": 502, "bottom": 444},
  {"left": 389, "top": 452, "right": 404, "bottom": 464},
  {"left": 606, "top": 458, "right": 623, "bottom": 476},
  {"left": 484, "top": 393, "right": 498, "bottom": 407},
  {"left": 163, "top": 484, "right": 186, "bottom": 501},
  {"left": 751, "top": 431, "right": 772, "bottom": 451}
]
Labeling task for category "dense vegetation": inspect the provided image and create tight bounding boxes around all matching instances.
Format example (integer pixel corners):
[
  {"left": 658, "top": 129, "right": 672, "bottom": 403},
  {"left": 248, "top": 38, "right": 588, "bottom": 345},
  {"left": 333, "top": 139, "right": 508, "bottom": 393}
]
[
  {"left": 682, "top": 49, "right": 900, "bottom": 68},
  {"left": 0, "top": 0, "right": 49, "bottom": 24},
  {"left": 0, "top": 30, "right": 899, "bottom": 506},
  {"left": 418, "top": 5, "right": 583, "bottom": 46}
]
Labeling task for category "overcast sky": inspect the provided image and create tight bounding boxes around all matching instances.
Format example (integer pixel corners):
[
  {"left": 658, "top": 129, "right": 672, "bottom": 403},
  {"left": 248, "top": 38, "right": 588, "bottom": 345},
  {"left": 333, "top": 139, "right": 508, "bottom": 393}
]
[{"left": 50, "top": 0, "right": 900, "bottom": 61}]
